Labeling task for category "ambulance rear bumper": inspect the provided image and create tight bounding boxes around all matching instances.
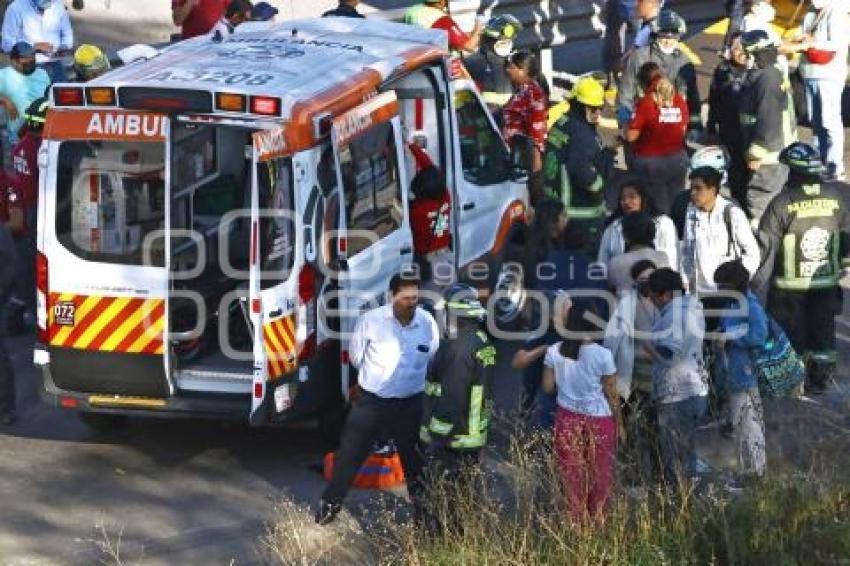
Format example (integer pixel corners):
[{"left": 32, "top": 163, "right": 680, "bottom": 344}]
[
  {"left": 35, "top": 347, "right": 313, "bottom": 424},
  {"left": 38, "top": 358, "right": 252, "bottom": 421}
]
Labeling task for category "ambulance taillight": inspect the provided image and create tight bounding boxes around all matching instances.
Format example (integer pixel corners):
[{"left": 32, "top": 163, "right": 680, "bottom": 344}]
[
  {"left": 36, "top": 251, "right": 49, "bottom": 343},
  {"left": 297, "top": 264, "right": 317, "bottom": 363}
]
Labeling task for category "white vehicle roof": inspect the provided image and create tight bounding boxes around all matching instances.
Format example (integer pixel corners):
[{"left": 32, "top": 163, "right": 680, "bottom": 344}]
[{"left": 88, "top": 18, "right": 449, "bottom": 121}]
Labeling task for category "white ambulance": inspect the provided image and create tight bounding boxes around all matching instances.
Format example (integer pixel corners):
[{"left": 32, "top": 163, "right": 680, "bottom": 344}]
[{"left": 34, "top": 18, "right": 528, "bottom": 428}]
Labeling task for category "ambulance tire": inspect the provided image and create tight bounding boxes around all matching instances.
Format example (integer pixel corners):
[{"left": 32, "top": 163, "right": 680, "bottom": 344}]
[
  {"left": 77, "top": 412, "right": 129, "bottom": 433},
  {"left": 489, "top": 224, "right": 527, "bottom": 332}
]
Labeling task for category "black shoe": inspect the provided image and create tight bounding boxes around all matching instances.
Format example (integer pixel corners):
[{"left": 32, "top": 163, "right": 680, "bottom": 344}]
[
  {"left": 314, "top": 500, "right": 341, "bottom": 525},
  {"left": 0, "top": 411, "right": 17, "bottom": 426}
]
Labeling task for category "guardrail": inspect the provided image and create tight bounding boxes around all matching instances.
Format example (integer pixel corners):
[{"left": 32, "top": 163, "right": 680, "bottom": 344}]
[{"left": 367, "top": 0, "right": 726, "bottom": 75}]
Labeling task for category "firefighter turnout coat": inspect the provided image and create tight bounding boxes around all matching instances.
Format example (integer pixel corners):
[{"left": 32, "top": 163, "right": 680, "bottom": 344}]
[
  {"left": 421, "top": 324, "right": 496, "bottom": 451},
  {"left": 543, "top": 107, "right": 611, "bottom": 220},
  {"left": 739, "top": 62, "right": 796, "bottom": 166},
  {"left": 757, "top": 180, "right": 850, "bottom": 291}
]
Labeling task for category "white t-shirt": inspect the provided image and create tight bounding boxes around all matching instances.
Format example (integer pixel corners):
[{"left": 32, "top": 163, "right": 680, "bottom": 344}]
[{"left": 544, "top": 343, "right": 617, "bottom": 417}]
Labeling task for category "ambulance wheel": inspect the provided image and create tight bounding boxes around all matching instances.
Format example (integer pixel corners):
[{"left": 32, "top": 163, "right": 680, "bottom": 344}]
[
  {"left": 77, "top": 412, "right": 129, "bottom": 432},
  {"left": 490, "top": 224, "right": 527, "bottom": 331}
]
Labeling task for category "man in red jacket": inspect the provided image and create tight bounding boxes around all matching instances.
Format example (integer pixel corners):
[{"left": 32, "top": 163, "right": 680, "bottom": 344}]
[
  {"left": 6, "top": 97, "right": 45, "bottom": 333},
  {"left": 408, "top": 143, "right": 453, "bottom": 284}
]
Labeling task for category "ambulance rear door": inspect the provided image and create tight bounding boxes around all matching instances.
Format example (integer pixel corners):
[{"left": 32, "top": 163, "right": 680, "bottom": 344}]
[
  {"left": 40, "top": 109, "right": 174, "bottom": 400},
  {"left": 247, "top": 128, "right": 303, "bottom": 425}
]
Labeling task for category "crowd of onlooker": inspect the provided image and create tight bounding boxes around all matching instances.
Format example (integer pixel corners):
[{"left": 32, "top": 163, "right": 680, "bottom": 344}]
[
  {"left": 0, "top": 0, "right": 847, "bottom": 528},
  {"left": 487, "top": 0, "right": 850, "bottom": 522}
]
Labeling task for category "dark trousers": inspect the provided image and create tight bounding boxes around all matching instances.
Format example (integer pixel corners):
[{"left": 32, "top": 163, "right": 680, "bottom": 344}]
[
  {"left": 322, "top": 390, "right": 424, "bottom": 505},
  {"left": 39, "top": 61, "right": 67, "bottom": 83},
  {"left": 0, "top": 290, "right": 15, "bottom": 415},
  {"left": 14, "top": 226, "right": 36, "bottom": 312},
  {"left": 746, "top": 163, "right": 788, "bottom": 224},
  {"left": 768, "top": 287, "right": 842, "bottom": 356},
  {"left": 632, "top": 152, "right": 690, "bottom": 215}
]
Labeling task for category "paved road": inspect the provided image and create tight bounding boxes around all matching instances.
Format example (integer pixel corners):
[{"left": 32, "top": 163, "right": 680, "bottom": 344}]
[
  {"left": 2, "top": 6, "right": 850, "bottom": 565},
  {"left": 0, "top": 331, "right": 522, "bottom": 564}
]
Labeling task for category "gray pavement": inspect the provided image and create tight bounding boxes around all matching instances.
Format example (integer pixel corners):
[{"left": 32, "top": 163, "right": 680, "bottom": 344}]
[{"left": 1, "top": 4, "right": 850, "bottom": 565}]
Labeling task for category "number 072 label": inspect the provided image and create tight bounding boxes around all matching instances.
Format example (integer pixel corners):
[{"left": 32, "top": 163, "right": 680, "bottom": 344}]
[{"left": 54, "top": 302, "right": 76, "bottom": 327}]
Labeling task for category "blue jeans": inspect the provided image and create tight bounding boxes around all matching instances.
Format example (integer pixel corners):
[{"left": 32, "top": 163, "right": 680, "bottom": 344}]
[
  {"left": 805, "top": 78, "right": 846, "bottom": 177},
  {"left": 39, "top": 61, "right": 67, "bottom": 84},
  {"left": 657, "top": 395, "right": 708, "bottom": 487}
]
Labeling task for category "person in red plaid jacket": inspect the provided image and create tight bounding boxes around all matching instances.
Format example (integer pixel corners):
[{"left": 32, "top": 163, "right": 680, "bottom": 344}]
[{"left": 502, "top": 51, "right": 549, "bottom": 202}]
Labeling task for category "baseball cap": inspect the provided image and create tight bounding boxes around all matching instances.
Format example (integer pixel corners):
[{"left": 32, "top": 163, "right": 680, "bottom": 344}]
[
  {"left": 10, "top": 42, "right": 36, "bottom": 59},
  {"left": 250, "top": 1, "right": 278, "bottom": 21}
]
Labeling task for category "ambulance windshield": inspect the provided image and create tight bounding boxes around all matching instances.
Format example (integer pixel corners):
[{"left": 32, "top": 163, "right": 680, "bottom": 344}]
[{"left": 55, "top": 140, "right": 166, "bottom": 266}]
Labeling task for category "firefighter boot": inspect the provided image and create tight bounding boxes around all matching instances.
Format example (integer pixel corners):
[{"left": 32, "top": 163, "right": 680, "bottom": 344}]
[{"left": 806, "top": 354, "right": 836, "bottom": 394}]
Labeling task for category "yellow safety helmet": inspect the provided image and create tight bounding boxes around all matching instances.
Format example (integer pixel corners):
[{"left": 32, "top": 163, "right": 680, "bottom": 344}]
[
  {"left": 73, "top": 44, "right": 110, "bottom": 80},
  {"left": 572, "top": 76, "right": 604, "bottom": 108}
]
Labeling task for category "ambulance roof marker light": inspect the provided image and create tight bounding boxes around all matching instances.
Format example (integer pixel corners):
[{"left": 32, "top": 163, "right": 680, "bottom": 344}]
[
  {"left": 250, "top": 96, "right": 281, "bottom": 117},
  {"left": 85, "top": 87, "right": 116, "bottom": 106},
  {"left": 216, "top": 92, "right": 247, "bottom": 113},
  {"left": 54, "top": 86, "right": 85, "bottom": 107}
]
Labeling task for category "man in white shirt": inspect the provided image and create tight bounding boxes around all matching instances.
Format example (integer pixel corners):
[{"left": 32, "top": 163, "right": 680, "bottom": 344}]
[
  {"left": 316, "top": 270, "right": 440, "bottom": 525},
  {"left": 1, "top": 0, "right": 73, "bottom": 82}
]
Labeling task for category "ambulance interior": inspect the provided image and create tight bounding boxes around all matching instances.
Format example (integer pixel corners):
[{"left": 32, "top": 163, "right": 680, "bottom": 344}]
[{"left": 168, "top": 122, "right": 295, "bottom": 374}]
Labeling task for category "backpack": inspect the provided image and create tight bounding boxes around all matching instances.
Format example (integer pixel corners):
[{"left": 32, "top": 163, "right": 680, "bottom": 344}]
[
  {"left": 673, "top": 198, "right": 740, "bottom": 259},
  {"left": 751, "top": 316, "right": 805, "bottom": 398}
]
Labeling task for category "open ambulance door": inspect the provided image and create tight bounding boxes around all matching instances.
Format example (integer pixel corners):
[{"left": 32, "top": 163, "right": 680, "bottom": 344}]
[
  {"left": 40, "top": 109, "right": 175, "bottom": 403},
  {"left": 331, "top": 92, "right": 414, "bottom": 398},
  {"left": 247, "top": 128, "right": 304, "bottom": 426}
]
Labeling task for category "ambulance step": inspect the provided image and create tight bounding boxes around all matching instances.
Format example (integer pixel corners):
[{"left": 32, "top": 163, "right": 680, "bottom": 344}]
[{"left": 174, "top": 368, "right": 252, "bottom": 394}]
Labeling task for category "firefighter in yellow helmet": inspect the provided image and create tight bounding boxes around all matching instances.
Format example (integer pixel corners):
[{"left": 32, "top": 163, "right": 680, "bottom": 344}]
[
  {"left": 542, "top": 76, "right": 613, "bottom": 249},
  {"left": 73, "top": 44, "right": 110, "bottom": 82}
]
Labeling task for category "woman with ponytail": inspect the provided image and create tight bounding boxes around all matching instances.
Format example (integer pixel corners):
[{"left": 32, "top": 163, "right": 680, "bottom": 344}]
[{"left": 625, "top": 61, "right": 690, "bottom": 214}]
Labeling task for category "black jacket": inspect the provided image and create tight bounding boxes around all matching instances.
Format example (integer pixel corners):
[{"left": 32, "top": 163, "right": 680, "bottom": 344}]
[
  {"left": 321, "top": 4, "right": 364, "bottom": 18},
  {"left": 739, "top": 62, "right": 793, "bottom": 163},
  {"left": 421, "top": 321, "right": 496, "bottom": 451},
  {"left": 0, "top": 224, "right": 17, "bottom": 296},
  {"left": 755, "top": 180, "right": 850, "bottom": 293},
  {"left": 707, "top": 61, "right": 749, "bottom": 154}
]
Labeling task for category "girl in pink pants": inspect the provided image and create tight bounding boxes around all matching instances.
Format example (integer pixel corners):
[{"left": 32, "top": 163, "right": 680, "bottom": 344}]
[{"left": 543, "top": 306, "right": 622, "bottom": 523}]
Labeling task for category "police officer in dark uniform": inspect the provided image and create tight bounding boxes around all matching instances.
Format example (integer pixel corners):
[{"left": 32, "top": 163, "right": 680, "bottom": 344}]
[
  {"left": 707, "top": 32, "right": 750, "bottom": 206},
  {"left": 464, "top": 14, "right": 523, "bottom": 110},
  {"left": 738, "top": 29, "right": 795, "bottom": 224},
  {"left": 755, "top": 142, "right": 850, "bottom": 393}
]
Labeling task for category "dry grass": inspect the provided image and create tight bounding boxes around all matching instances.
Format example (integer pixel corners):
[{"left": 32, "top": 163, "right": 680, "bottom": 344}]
[{"left": 264, "top": 398, "right": 850, "bottom": 566}]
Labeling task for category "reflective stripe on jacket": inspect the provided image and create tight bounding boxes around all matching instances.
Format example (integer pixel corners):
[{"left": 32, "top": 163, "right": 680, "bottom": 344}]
[{"left": 420, "top": 328, "right": 496, "bottom": 451}]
